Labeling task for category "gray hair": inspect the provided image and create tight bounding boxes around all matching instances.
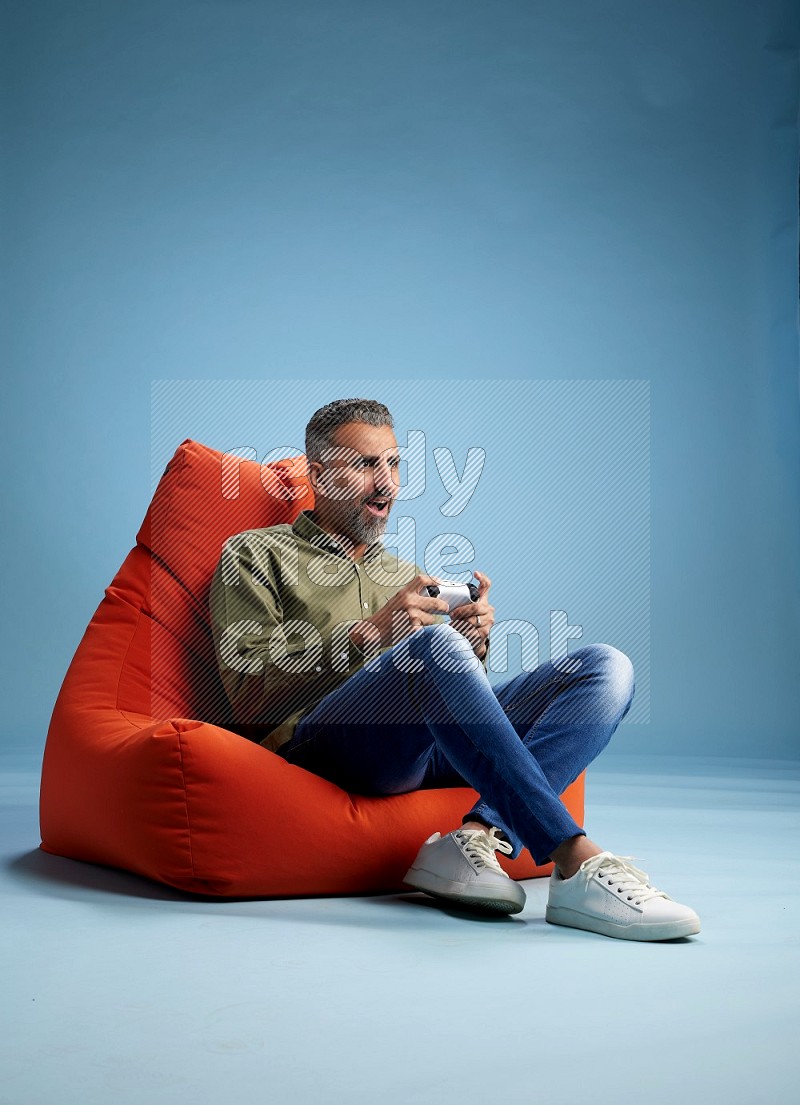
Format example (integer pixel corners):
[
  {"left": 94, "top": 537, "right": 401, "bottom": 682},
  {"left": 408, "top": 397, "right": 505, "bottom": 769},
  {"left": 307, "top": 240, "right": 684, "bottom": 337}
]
[{"left": 305, "top": 398, "right": 394, "bottom": 464}]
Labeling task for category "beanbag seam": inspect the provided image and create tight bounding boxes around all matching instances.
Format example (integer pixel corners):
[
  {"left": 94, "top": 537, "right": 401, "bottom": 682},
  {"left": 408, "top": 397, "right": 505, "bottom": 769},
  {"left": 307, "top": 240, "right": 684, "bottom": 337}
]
[
  {"left": 174, "top": 724, "right": 197, "bottom": 879},
  {"left": 113, "top": 606, "right": 146, "bottom": 712}
]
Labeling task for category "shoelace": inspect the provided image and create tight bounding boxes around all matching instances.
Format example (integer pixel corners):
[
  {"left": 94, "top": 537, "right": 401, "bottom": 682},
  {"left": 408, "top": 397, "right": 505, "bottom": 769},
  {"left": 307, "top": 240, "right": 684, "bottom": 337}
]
[
  {"left": 454, "top": 827, "right": 513, "bottom": 875},
  {"left": 580, "top": 852, "right": 671, "bottom": 906}
]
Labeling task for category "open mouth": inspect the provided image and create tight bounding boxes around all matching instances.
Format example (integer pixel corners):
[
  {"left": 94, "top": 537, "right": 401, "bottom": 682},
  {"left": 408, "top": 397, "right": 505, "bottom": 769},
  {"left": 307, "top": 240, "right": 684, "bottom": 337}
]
[{"left": 365, "top": 497, "right": 390, "bottom": 517}]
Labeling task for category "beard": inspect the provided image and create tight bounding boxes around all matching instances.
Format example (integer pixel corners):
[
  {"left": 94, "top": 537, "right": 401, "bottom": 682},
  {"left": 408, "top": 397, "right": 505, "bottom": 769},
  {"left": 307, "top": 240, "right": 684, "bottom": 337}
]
[{"left": 326, "top": 496, "right": 389, "bottom": 548}]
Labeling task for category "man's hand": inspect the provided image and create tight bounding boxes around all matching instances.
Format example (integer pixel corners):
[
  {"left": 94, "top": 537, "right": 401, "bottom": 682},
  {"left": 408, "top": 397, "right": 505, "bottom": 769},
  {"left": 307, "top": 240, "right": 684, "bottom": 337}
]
[
  {"left": 448, "top": 570, "right": 494, "bottom": 659},
  {"left": 348, "top": 574, "right": 449, "bottom": 652}
]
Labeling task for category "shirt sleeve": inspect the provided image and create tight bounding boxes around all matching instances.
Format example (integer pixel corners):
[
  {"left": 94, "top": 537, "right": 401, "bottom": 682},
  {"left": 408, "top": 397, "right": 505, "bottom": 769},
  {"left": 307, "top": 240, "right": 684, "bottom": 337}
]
[{"left": 209, "top": 537, "right": 371, "bottom": 730}]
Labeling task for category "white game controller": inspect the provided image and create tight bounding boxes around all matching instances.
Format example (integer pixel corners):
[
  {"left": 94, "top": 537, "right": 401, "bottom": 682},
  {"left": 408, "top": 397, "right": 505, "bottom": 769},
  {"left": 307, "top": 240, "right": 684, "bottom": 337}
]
[{"left": 422, "top": 579, "right": 480, "bottom": 615}]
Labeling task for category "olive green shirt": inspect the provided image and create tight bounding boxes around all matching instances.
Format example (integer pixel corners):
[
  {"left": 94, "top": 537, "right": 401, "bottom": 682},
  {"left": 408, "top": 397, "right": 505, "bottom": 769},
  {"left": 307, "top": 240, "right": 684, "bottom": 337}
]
[{"left": 209, "top": 509, "right": 488, "bottom": 752}]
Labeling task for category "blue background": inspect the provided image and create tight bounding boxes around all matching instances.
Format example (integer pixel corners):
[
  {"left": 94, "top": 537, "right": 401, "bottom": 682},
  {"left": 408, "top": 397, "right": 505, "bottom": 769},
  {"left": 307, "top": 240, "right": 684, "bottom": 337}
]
[{"left": 3, "top": 0, "right": 798, "bottom": 759}]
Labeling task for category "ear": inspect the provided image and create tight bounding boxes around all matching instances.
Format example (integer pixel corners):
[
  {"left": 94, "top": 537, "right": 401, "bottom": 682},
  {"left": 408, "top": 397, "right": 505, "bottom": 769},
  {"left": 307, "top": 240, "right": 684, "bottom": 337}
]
[
  {"left": 307, "top": 459, "right": 330, "bottom": 502},
  {"left": 306, "top": 459, "right": 322, "bottom": 492}
]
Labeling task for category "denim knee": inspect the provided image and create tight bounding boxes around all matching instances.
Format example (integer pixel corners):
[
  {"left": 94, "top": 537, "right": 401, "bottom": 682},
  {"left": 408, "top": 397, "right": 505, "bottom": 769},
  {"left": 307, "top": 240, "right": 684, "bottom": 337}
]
[
  {"left": 410, "top": 622, "right": 482, "bottom": 674},
  {"left": 568, "top": 642, "right": 635, "bottom": 713}
]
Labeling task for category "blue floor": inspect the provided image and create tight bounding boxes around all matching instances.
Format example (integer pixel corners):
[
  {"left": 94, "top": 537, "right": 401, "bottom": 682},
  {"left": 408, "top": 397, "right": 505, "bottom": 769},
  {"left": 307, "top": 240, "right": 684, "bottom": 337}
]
[{"left": 2, "top": 752, "right": 798, "bottom": 1105}]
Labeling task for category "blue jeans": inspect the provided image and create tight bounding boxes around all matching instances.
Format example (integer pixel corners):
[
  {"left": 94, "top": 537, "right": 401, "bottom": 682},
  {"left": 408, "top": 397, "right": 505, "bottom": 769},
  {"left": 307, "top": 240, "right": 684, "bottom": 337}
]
[{"left": 278, "top": 624, "right": 635, "bottom": 866}]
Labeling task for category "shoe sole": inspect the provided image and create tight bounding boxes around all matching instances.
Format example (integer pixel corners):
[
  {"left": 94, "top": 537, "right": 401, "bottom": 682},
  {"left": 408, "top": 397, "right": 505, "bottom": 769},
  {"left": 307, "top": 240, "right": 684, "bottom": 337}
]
[
  {"left": 545, "top": 904, "right": 701, "bottom": 941},
  {"left": 403, "top": 867, "right": 526, "bottom": 915}
]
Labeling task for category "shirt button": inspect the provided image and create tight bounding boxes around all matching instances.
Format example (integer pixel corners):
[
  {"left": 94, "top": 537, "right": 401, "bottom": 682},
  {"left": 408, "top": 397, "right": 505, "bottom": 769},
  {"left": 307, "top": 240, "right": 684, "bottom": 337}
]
[
  {"left": 363, "top": 602, "right": 369, "bottom": 609},
  {"left": 315, "top": 665, "right": 322, "bottom": 672}
]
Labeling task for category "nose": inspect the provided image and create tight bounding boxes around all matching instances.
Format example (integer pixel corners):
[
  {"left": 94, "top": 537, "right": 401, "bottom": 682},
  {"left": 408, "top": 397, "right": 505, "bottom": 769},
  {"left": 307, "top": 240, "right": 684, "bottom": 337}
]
[{"left": 372, "top": 455, "right": 398, "bottom": 498}]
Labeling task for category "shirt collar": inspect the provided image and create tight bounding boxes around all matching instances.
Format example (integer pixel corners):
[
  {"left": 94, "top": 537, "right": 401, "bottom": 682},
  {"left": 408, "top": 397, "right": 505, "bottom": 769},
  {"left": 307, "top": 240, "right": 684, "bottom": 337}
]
[{"left": 292, "top": 509, "right": 384, "bottom": 563}]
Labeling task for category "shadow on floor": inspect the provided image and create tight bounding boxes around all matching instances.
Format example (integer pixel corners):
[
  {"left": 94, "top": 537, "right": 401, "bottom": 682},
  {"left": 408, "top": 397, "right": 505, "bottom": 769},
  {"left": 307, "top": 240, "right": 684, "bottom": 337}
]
[{"left": 6, "top": 847, "right": 528, "bottom": 927}]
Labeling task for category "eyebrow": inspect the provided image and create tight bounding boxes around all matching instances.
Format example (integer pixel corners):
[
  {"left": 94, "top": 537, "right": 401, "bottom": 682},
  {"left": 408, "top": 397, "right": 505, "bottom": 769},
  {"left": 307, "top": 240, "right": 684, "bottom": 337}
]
[{"left": 352, "top": 453, "right": 401, "bottom": 464}]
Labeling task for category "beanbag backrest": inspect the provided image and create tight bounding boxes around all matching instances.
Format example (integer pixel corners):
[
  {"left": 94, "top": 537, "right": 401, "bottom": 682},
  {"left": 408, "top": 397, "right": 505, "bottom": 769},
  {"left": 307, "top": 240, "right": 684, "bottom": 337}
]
[{"left": 137, "top": 440, "right": 312, "bottom": 720}]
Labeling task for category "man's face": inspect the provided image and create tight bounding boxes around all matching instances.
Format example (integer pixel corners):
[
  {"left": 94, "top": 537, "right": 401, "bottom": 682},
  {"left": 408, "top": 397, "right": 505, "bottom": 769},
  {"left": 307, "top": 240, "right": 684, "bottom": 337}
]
[{"left": 310, "top": 421, "right": 400, "bottom": 548}]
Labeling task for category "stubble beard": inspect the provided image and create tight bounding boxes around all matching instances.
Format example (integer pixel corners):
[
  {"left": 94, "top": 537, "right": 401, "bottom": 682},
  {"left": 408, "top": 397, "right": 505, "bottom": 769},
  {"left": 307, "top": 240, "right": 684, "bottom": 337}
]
[{"left": 328, "top": 496, "right": 389, "bottom": 548}]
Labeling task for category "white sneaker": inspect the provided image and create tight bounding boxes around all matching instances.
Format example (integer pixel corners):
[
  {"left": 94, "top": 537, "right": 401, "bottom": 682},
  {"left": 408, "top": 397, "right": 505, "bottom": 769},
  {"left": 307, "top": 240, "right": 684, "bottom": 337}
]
[
  {"left": 403, "top": 827, "right": 526, "bottom": 915},
  {"left": 546, "top": 851, "right": 701, "bottom": 941}
]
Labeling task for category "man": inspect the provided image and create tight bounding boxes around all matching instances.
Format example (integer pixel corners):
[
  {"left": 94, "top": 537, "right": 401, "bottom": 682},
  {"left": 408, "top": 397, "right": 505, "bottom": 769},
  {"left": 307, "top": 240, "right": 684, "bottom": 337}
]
[{"left": 210, "top": 398, "right": 700, "bottom": 941}]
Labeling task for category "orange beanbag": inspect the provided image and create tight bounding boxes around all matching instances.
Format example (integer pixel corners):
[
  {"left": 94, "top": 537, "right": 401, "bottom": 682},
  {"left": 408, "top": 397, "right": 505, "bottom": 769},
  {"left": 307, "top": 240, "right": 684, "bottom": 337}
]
[{"left": 39, "top": 439, "right": 584, "bottom": 896}]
